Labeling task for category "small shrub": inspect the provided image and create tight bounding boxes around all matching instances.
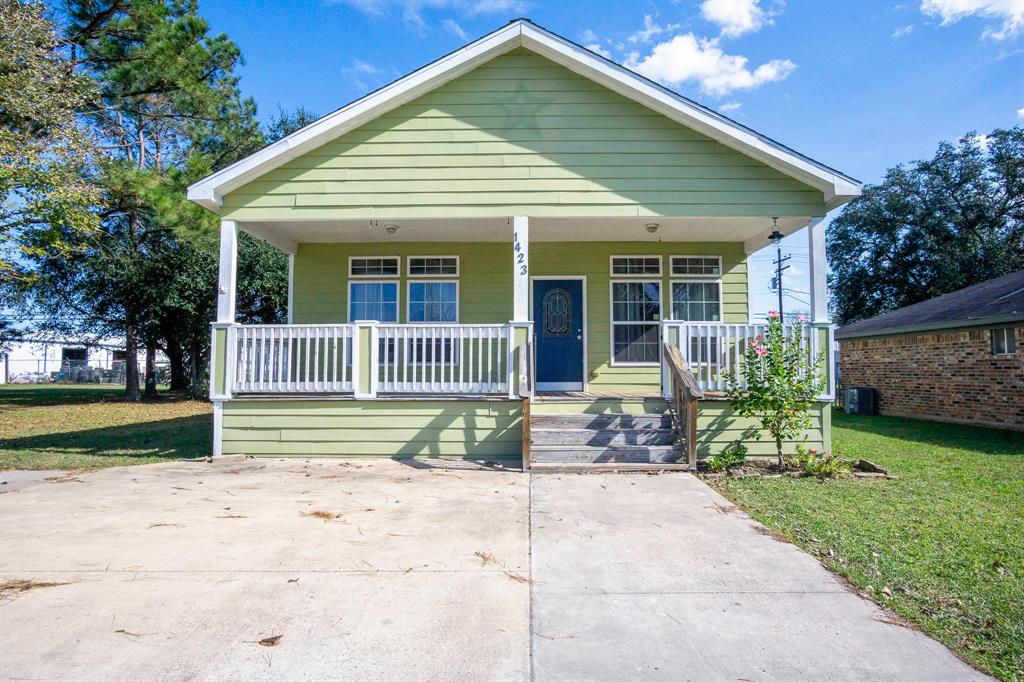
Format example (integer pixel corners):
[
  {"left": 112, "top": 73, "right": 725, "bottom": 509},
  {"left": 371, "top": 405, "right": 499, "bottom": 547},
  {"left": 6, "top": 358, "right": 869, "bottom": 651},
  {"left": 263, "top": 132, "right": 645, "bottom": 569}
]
[
  {"left": 785, "top": 445, "right": 849, "bottom": 478},
  {"left": 706, "top": 444, "right": 748, "bottom": 472}
]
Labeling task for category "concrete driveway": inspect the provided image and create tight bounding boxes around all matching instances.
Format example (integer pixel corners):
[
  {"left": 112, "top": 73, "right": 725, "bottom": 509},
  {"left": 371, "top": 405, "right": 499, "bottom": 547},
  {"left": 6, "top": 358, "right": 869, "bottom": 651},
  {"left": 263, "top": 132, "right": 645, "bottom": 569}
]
[{"left": 1, "top": 460, "right": 987, "bottom": 681}]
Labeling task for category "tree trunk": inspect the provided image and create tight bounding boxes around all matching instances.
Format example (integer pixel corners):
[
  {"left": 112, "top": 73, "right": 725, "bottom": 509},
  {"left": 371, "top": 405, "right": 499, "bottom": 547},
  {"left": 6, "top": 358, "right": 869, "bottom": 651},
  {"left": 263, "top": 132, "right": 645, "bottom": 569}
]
[
  {"left": 124, "top": 315, "right": 141, "bottom": 401},
  {"left": 776, "top": 435, "right": 784, "bottom": 468},
  {"left": 167, "top": 339, "right": 187, "bottom": 392},
  {"left": 144, "top": 342, "right": 157, "bottom": 399},
  {"left": 188, "top": 339, "right": 205, "bottom": 400}
]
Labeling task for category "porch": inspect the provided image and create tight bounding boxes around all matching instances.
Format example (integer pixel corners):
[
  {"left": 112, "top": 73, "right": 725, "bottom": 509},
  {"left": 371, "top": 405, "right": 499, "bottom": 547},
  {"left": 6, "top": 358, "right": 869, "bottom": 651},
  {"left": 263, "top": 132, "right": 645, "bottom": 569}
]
[{"left": 207, "top": 214, "right": 835, "bottom": 463}]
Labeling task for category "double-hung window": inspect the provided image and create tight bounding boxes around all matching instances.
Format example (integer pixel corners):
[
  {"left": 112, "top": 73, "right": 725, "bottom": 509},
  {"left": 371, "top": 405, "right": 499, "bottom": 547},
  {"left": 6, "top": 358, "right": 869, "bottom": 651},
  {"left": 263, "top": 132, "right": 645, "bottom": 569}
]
[
  {"left": 671, "top": 256, "right": 723, "bottom": 364},
  {"left": 348, "top": 257, "right": 399, "bottom": 322},
  {"left": 610, "top": 257, "right": 662, "bottom": 365},
  {"left": 991, "top": 327, "right": 1017, "bottom": 356},
  {"left": 407, "top": 257, "right": 458, "bottom": 323},
  {"left": 408, "top": 256, "right": 459, "bottom": 363}
]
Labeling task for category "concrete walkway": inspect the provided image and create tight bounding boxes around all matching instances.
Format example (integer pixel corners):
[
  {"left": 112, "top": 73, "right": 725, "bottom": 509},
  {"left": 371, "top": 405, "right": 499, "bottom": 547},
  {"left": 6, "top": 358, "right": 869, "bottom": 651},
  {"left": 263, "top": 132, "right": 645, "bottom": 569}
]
[
  {"left": 530, "top": 472, "right": 988, "bottom": 681},
  {"left": 0, "top": 460, "right": 988, "bottom": 680}
]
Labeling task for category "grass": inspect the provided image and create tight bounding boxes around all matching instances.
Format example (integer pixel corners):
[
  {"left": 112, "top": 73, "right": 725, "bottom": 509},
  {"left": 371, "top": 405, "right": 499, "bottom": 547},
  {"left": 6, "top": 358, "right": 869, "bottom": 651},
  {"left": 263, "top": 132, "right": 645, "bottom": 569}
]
[
  {"left": 0, "top": 384, "right": 212, "bottom": 470},
  {"left": 711, "top": 410, "right": 1024, "bottom": 681}
]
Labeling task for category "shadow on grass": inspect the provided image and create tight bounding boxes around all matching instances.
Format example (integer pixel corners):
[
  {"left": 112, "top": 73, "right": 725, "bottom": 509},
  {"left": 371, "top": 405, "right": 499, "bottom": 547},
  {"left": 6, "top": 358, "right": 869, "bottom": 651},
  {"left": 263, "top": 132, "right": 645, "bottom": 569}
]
[
  {"left": 833, "top": 409, "right": 1024, "bottom": 457},
  {"left": 0, "top": 384, "right": 188, "bottom": 408},
  {"left": 0, "top": 414, "right": 211, "bottom": 460}
]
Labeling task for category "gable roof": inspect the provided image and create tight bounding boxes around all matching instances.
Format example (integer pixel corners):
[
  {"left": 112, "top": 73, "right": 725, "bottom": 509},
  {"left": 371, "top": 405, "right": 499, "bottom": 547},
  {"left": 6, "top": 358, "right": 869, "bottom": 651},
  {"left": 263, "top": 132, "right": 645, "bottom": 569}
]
[
  {"left": 836, "top": 270, "right": 1024, "bottom": 339},
  {"left": 187, "top": 19, "right": 860, "bottom": 214}
]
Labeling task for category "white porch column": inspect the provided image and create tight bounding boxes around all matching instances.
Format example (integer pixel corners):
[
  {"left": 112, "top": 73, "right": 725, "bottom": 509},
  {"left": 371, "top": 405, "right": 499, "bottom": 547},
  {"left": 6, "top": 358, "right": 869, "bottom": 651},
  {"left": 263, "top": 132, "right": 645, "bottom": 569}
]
[
  {"left": 286, "top": 253, "right": 295, "bottom": 324},
  {"left": 217, "top": 220, "right": 238, "bottom": 323},
  {"left": 806, "top": 216, "right": 828, "bottom": 323},
  {"left": 211, "top": 219, "right": 238, "bottom": 458},
  {"left": 512, "top": 216, "right": 529, "bottom": 321}
]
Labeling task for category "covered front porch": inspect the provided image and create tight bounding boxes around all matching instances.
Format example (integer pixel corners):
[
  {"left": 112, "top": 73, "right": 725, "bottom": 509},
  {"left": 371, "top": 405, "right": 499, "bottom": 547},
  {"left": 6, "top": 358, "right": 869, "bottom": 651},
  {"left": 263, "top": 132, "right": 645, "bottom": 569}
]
[{"left": 208, "top": 215, "right": 835, "bottom": 462}]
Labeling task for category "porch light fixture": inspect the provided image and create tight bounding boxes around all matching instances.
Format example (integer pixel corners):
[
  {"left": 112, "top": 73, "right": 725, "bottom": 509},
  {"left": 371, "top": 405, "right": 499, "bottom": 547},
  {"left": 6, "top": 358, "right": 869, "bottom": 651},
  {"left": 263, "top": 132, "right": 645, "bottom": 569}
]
[
  {"left": 644, "top": 223, "right": 659, "bottom": 234},
  {"left": 768, "top": 217, "right": 783, "bottom": 245},
  {"left": 384, "top": 224, "right": 399, "bottom": 234}
]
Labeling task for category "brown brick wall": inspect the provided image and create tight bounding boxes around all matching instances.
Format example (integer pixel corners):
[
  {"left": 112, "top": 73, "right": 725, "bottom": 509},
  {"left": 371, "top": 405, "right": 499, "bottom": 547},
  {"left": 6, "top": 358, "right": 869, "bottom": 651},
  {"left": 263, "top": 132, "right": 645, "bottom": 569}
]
[{"left": 839, "top": 325, "right": 1024, "bottom": 431}]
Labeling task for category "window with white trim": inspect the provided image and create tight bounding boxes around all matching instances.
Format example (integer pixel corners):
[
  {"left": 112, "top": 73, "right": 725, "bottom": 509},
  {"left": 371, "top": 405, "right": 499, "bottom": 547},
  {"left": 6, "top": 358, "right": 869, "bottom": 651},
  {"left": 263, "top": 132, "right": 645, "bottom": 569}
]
[
  {"left": 408, "top": 256, "right": 458, "bottom": 277},
  {"left": 349, "top": 256, "right": 399, "bottom": 277},
  {"left": 408, "top": 281, "right": 458, "bottom": 322},
  {"left": 611, "top": 281, "right": 661, "bottom": 364},
  {"left": 671, "top": 281, "right": 722, "bottom": 322},
  {"left": 991, "top": 327, "right": 1017, "bottom": 356},
  {"left": 611, "top": 256, "right": 661, "bottom": 276},
  {"left": 348, "top": 281, "right": 398, "bottom": 322},
  {"left": 671, "top": 256, "right": 721, "bottom": 277}
]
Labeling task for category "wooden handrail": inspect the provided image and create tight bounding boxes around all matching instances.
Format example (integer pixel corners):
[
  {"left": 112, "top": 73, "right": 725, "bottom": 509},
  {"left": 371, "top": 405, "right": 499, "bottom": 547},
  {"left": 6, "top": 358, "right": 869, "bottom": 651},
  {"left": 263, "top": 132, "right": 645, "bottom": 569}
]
[{"left": 662, "top": 342, "right": 702, "bottom": 469}]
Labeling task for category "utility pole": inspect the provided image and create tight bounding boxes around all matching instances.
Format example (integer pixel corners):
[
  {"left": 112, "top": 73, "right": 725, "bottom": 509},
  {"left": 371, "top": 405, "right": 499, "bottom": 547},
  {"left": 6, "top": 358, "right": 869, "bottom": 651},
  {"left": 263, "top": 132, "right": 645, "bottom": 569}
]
[{"left": 767, "top": 218, "right": 790, "bottom": 323}]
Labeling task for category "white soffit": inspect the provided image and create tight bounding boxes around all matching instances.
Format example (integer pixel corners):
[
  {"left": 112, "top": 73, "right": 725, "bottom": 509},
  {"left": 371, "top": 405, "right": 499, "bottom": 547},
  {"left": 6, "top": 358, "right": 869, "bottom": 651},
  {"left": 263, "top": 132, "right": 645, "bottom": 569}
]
[
  {"left": 187, "top": 20, "right": 861, "bottom": 213},
  {"left": 241, "top": 216, "right": 809, "bottom": 248}
]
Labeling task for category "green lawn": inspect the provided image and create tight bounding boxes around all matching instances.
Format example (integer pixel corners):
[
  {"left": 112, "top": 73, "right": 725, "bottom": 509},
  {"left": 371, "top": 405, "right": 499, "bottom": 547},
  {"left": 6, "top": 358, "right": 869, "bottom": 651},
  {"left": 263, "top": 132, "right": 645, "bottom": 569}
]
[
  {"left": 712, "top": 410, "right": 1024, "bottom": 681},
  {"left": 0, "top": 384, "right": 212, "bottom": 470}
]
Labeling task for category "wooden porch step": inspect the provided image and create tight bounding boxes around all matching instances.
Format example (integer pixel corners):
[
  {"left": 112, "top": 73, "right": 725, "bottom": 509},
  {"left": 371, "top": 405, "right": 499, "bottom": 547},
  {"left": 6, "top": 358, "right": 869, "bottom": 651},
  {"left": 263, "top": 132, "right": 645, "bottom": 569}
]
[
  {"left": 531, "top": 428, "right": 674, "bottom": 446},
  {"left": 530, "top": 413, "right": 671, "bottom": 430},
  {"left": 530, "top": 462, "right": 690, "bottom": 473},
  {"left": 530, "top": 445, "right": 681, "bottom": 464}
]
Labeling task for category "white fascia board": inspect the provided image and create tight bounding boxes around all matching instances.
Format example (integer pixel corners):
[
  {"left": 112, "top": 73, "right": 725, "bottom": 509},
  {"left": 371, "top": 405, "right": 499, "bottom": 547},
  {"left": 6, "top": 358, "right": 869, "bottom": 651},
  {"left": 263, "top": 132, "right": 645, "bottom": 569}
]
[
  {"left": 186, "top": 23, "right": 526, "bottom": 211},
  {"left": 518, "top": 23, "right": 861, "bottom": 205}
]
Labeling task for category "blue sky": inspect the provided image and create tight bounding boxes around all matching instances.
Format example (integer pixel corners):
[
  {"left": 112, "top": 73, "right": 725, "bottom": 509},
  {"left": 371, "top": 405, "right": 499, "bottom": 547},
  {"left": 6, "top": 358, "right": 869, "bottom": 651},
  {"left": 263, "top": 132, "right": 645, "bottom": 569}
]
[{"left": 198, "top": 0, "right": 1023, "bottom": 317}]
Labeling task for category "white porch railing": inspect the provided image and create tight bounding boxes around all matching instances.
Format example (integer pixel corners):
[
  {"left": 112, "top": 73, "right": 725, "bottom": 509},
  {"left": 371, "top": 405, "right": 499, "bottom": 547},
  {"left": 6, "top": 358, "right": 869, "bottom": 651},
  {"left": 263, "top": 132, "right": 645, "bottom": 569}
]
[
  {"left": 377, "top": 324, "right": 511, "bottom": 394},
  {"left": 661, "top": 321, "right": 834, "bottom": 398},
  {"left": 227, "top": 323, "right": 518, "bottom": 397},
  {"left": 231, "top": 324, "right": 355, "bottom": 394}
]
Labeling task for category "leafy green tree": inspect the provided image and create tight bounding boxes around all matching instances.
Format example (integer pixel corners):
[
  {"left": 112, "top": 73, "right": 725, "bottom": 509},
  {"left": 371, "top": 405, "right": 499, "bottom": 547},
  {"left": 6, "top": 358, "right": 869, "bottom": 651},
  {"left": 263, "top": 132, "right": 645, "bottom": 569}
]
[
  {"left": 0, "top": 0, "right": 98, "bottom": 279},
  {"left": 37, "top": 0, "right": 260, "bottom": 400},
  {"left": 726, "top": 313, "right": 825, "bottom": 465},
  {"left": 829, "top": 128, "right": 1024, "bottom": 325}
]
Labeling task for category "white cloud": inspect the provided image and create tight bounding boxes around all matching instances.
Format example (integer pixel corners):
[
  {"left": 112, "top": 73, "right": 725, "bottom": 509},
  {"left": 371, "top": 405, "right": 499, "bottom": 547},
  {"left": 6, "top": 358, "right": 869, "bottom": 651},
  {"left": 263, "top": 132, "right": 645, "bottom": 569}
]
[
  {"left": 628, "top": 14, "right": 682, "bottom": 43},
  {"left": 442, "top": 18, "right": 469, "bottom": 40},
  {"left": 971, "top": 133, "right": 991, "bottom": 151},
  {"left": 332, "top": 0, "right": 525, "bottom": 33},
  {"left": 581, "top": 28, "right": 599, "bottom": 44},
  {"left": 463, "top": 0, "right": 526, "bottom": 14},
  {"left": 719, "top": 101, "right": 743, "bottom": 113},
  {"left": 921, "top": 0, "right": 1024, "bottom": 39},
  {"left": 626, "top": 33, "right": 796, "bottom": 96},
  {"left": 892, "top": 24, "right": 915, "bottom": 37},
  {"left": 1018, "top": 107, "right": 1024, "bottom": 118},
  {"left": 700, "top": 0, "right": 773, "bottom": 37},
  {"left": 341, "top": 58, "right": 381, "bottom": 91},
  {"left": 586, "top": 42, "right": 612, "bottom": 58}
]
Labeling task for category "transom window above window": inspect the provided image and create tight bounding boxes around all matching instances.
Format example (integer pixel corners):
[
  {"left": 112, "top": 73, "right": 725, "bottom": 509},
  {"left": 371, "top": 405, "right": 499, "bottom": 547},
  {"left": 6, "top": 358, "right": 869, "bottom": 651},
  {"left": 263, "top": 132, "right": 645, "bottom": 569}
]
[
  {"left": 350, "top": 257, "right": 399, "bottom": 277},
  {"left": 671, "top": 256, "right": 721, "bottom": 277},
  {"left": 610, "top": 256, "right": 661, "bottom": 276},
  {"left": 408, "top": 256, "right": 458, "bottom": 277},
  {"left": 991, "top": 327, "right": 1017, "bottom": 356}
]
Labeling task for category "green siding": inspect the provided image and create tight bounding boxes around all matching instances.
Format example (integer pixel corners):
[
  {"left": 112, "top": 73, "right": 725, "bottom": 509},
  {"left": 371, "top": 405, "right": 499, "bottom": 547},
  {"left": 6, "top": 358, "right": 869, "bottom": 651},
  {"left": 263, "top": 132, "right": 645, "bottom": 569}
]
[
  {"left": 222, "top": 49, "right": 824, "bottom": 220},
  {"left": 211, "top": 327, "right": 227, "bottom": 396},
  {"left": 696, "top": 400, "right": 830, "bottom": 458},
  {"left": 222, "top": 400, "right": 522, "bottom": 458},
  {"left": 293, "top": 241, "right": 747, "bottom": 392}
]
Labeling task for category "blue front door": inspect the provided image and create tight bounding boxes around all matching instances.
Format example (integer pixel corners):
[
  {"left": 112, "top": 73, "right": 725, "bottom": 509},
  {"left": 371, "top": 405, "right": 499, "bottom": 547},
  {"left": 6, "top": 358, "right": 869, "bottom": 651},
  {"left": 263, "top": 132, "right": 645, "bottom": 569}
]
[{"left": 533, "top": 279, "right": 584, "bottom": 391}]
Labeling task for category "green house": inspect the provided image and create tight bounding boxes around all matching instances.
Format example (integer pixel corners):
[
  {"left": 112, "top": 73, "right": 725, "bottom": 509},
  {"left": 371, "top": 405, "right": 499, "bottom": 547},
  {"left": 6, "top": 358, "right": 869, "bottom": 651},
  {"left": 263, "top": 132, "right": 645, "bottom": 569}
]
[{"left": 187, "top": 20, "right": 860, "bottom": 468}]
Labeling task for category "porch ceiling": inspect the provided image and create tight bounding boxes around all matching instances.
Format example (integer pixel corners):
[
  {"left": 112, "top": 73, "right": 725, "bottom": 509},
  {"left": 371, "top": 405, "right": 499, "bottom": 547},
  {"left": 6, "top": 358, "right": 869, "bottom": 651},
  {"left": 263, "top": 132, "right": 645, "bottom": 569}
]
[{"left": 241, "top": 216, "right": 811, "bottom": 253}]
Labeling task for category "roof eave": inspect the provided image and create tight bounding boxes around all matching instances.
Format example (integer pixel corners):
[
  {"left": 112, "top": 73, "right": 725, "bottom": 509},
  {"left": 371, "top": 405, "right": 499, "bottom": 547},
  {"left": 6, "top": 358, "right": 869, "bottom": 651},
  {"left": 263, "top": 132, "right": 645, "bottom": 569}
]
[{"left": 836, "top": 313, "right": 1024, "bottom": 340}]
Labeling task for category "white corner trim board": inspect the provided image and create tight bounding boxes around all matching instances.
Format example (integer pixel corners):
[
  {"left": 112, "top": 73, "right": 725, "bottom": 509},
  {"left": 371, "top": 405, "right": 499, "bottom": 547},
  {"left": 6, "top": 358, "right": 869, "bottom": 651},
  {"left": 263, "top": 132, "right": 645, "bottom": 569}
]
[{"left": 186, "top": 20, "right": 861, "bottom": 213}]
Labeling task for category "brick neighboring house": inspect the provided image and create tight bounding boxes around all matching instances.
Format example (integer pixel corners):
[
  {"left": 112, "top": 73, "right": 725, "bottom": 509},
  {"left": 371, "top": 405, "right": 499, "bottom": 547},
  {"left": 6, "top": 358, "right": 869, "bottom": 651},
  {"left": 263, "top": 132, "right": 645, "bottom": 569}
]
[{"left": 836, "top": 270, "right": 1024, "bottom": 431}]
